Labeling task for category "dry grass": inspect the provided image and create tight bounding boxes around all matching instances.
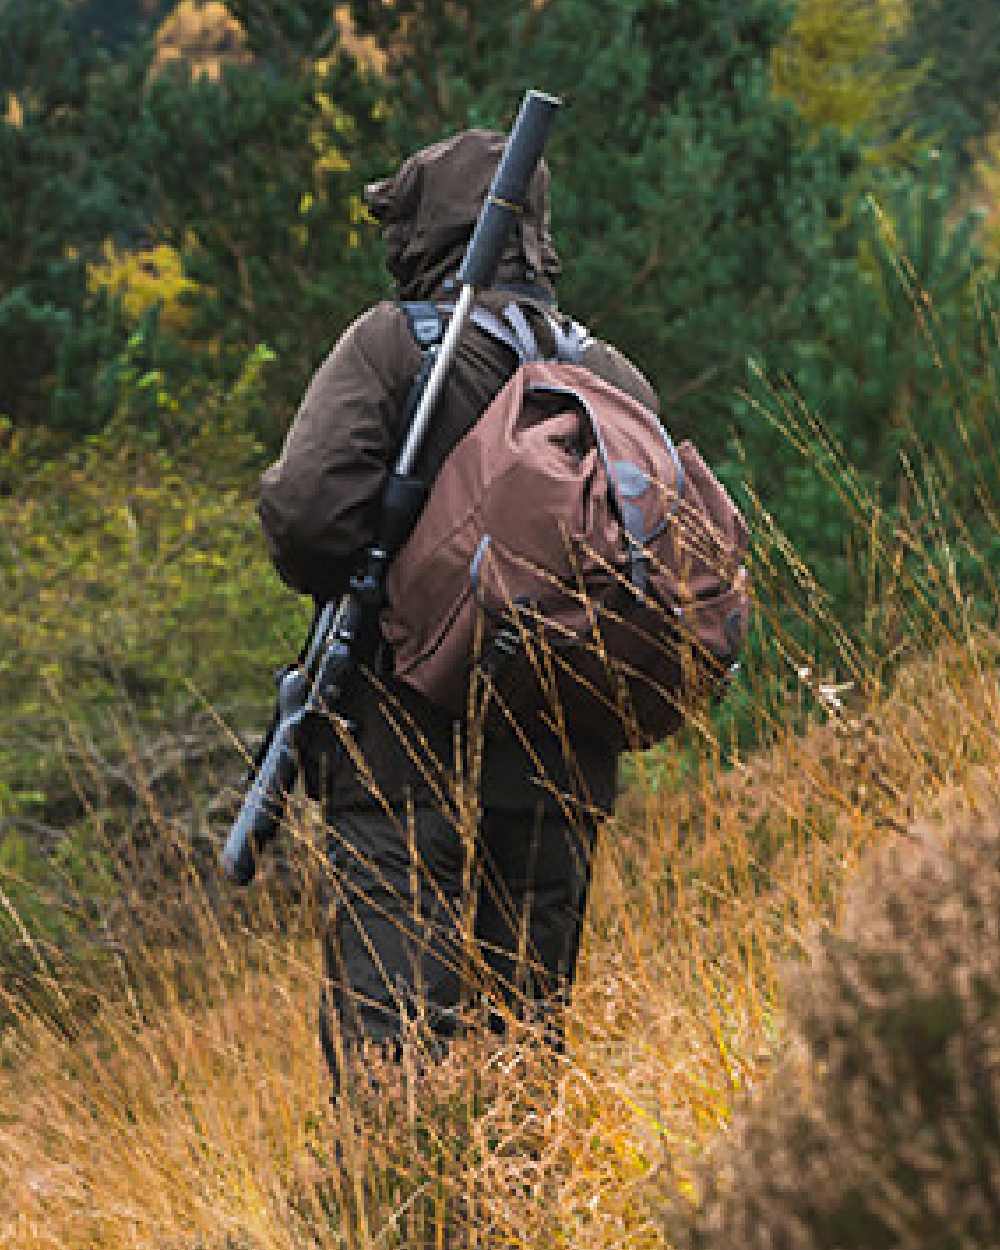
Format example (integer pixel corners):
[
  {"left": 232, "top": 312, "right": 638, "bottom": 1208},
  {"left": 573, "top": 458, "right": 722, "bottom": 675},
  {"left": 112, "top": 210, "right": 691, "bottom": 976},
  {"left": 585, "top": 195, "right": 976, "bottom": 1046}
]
[
  {"left": 1, "top": 597, "right": 997, "bottom": 1249},
  {"left": 2, "top": 268, "right": 999, "bottom": 1246}
]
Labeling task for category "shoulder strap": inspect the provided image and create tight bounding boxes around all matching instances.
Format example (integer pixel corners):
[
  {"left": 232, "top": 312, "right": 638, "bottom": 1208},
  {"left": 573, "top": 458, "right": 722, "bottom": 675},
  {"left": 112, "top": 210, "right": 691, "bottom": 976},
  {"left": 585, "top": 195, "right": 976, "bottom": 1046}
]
[
  {"left": 398, "top": 301, "right": 447, "bottom": 430},
  {"left": 466, "top": 301, "right": 593, "bottom": 366},
  {"left": 399, "top": 300, "right": 446, "bottom": 352},
  {"left": 427, "top": 297, "right": 593, "bottom": 368},
  {"left": 402, "top": 297, "right": 593, "bottom": 367},
  {"left": 545, "top": 312, "right": 592, "bottom": 364},
  {"left": 468, "top": 304, "right": 536, "bottom": 362}
]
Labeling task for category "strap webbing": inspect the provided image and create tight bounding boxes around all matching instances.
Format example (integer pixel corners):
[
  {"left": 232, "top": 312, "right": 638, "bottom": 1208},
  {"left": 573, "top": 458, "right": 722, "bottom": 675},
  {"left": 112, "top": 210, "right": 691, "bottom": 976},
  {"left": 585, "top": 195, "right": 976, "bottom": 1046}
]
[
  {"left": 400, "top": 301, "right": 445, "bottom": 350},
  {"left": 466, "top": 301, "right": 593, "bottom": 366}
]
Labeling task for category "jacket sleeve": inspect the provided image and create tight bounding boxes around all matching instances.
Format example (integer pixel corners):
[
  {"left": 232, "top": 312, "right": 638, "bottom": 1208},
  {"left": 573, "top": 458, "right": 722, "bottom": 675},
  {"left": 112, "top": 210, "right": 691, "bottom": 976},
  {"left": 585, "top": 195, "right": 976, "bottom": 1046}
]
[{"left": 257, "top": 301, "right": 422, "bottom": 600}]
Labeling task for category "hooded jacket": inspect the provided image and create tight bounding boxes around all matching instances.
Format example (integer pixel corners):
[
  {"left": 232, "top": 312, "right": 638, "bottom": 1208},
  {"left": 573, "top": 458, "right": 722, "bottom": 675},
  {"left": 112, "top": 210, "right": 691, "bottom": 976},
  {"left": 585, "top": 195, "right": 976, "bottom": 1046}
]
[
  {"left": 258, "top": 129, "right": 658, "bottom": 811},
  {"left": 363, "top": 127, "right": 561, "bottom": 301}
]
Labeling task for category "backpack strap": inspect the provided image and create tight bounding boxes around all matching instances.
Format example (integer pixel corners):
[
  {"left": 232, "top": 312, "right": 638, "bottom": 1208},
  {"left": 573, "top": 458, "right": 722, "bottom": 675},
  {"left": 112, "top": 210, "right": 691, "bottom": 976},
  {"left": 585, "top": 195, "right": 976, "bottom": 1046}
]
[
  {"left": 398, "top": 301, "right": 447, "bottom": 431},
  {"left": 545, "top": 313, "right": 592, "bottom": 364},
  {"left": 467, "top": 301, "right": 594, "bottom": 367},
  {"left": 464, "top": 304, "right": 536, "bottom": 362},
  {"left": 400, "top": 300, "right": 446, "bottom": 351},
  {"left": 433, "top": 298, "right": 594, "bottom": 368},
  {"left": 498, "top": 303, "right": 541, "bottom": 362}
]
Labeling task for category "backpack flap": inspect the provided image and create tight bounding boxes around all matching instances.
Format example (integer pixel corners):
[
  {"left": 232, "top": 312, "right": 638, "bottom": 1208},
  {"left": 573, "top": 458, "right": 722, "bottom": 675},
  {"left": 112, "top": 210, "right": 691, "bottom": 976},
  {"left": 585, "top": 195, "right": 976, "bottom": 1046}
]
[{"left": 383, "top": 309, "right": 750, "bottom": 746}]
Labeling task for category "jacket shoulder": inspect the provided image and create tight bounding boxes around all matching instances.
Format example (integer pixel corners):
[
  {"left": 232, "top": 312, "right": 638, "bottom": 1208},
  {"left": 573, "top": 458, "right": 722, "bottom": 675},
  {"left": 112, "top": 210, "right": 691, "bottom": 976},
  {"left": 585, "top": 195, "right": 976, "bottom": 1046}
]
[
  {"left": 256, "top": 300, "right": 425, "bottom": 599},
  {"left": 579, "top": 335, "right": 659, "bottom": 416},
  {"left": 325, "top": 300, "right": 421, "bottom": 383}
]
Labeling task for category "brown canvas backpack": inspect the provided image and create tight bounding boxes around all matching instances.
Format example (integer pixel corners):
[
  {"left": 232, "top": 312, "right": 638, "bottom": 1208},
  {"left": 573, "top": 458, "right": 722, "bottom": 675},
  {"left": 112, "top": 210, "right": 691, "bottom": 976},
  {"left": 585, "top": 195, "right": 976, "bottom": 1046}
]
[{"left": 382, "top": 303, "right": 750, "bottom": 747}]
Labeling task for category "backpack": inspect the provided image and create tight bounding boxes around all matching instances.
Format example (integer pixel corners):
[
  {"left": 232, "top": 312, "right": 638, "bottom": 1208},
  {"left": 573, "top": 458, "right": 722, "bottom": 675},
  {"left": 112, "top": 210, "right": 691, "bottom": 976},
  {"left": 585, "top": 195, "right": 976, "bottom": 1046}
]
[{"left": 381, "top": 301, "right": 750, "bottom": 747}]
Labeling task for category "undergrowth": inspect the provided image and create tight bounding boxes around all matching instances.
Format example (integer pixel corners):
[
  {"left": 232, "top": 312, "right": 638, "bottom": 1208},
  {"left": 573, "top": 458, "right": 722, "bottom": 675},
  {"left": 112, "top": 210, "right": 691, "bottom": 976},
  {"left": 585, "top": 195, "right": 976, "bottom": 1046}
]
[{"left": 1, "top": 251, "right": 999, "bottom": 1248}]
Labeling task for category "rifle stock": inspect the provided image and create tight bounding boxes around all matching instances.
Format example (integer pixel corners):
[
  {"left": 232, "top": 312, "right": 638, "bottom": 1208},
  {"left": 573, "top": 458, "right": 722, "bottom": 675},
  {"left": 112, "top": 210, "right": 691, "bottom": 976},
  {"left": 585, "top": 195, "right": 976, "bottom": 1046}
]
[
  {"left": 222, "top": 704, "right": 302, "bottom": 886},
  {"left": 222, "top": 89, "right": 561, "bottom": 884}
]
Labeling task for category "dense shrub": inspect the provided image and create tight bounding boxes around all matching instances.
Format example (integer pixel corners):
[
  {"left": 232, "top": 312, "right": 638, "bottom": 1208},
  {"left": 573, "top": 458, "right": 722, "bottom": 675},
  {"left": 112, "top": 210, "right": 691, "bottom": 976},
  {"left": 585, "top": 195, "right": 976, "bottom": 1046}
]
[
  {"left": 670, "top": 790, "right": 1000, "bottom": 1249},
  {"left": 0, "top": 340, "right": 309, "bottom": 974}
]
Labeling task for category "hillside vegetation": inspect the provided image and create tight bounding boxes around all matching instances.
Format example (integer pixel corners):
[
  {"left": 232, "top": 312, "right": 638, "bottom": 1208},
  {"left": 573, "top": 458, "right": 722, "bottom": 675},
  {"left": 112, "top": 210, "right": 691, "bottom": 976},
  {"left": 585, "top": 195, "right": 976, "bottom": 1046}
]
[{"left": 1, "top": 579, "right": 997, "bottom": 1249}]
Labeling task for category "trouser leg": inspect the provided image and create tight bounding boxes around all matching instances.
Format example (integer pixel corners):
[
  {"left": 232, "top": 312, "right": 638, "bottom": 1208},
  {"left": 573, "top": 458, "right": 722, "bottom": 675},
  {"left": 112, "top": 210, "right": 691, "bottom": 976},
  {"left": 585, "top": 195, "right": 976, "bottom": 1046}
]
[
  {"left": 320, "top": 804, "right": 468, "bottom": 1086},
  {"left": 319, "top": 799, "right": 600, "bottom": 1086},
  {"left": 474, "top": 800, "right": 598, "bottom": 1048}
]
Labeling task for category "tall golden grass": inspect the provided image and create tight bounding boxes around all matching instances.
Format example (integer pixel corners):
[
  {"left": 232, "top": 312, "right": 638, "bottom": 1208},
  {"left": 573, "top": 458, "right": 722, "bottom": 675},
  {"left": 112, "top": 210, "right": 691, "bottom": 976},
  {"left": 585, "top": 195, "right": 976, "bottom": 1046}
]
[
  {"left": 4, "top": 579, "right": 997, "bottom": 1249},
  {"left": 2, "top": 304, "right": 999, "bottom": 1248}
]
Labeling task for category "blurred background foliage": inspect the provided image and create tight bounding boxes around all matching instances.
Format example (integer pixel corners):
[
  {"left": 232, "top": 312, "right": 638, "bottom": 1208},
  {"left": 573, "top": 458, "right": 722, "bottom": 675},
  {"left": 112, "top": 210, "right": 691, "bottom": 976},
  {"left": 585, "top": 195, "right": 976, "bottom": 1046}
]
[{"left": 1, "top": 0, "right": 999, "bottom": 956}]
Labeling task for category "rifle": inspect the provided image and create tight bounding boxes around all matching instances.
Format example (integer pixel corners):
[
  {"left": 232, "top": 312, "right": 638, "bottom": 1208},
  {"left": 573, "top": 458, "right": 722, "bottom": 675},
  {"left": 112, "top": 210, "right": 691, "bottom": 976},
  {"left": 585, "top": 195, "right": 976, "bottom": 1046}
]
[{"left": 222, "top": 89, "right": 562, "bottom": 885}]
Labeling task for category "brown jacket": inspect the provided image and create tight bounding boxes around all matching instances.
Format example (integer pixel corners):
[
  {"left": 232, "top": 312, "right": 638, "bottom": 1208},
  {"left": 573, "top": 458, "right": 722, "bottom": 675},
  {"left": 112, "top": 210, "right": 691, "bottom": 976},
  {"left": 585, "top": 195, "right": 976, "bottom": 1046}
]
[{"left": 257, "top": 133, "right": 658, "bottom": 812}]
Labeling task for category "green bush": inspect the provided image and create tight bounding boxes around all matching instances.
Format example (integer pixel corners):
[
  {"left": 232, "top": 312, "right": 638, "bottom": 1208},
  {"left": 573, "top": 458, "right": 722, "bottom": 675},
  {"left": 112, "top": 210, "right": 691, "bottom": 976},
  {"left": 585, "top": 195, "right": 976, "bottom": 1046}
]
[{"left": 0, "top": 337, "right": 310, "bottom": 970}]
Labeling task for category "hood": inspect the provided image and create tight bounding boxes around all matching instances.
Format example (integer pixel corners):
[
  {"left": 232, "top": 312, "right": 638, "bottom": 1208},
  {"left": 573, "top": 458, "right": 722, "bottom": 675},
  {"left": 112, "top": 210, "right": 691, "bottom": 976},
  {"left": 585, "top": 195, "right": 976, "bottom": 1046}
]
[{"left": 363, "top": 128, "right": 561, "bottom": 300}]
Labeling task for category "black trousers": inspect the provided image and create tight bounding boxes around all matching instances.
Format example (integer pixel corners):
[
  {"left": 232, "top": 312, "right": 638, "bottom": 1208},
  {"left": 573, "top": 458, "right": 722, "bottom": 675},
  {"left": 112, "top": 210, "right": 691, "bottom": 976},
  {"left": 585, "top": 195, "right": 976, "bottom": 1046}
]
[{"left": 318, "top": 799, "right": 598, "bottom": 1084}]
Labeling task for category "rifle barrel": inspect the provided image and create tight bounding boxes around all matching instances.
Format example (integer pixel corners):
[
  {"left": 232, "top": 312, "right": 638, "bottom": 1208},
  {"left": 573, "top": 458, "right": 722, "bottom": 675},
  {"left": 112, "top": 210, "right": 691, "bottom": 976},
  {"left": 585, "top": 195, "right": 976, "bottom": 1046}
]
[
  {"left": 222, "top": 88, "right": 561, "bottom": 886},
  {"left": 396, "top": 89, "right": 561, "bottom": 475}
]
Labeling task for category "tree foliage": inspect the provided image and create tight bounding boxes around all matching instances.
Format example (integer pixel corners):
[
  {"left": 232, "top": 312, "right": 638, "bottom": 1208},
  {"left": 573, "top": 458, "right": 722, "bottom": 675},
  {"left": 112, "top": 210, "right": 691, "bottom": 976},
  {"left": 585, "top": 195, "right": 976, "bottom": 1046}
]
[
  {"left": 87, "top": 240, "right": 203, "bottom": 336},
  {"left": 893, "top": 0, "right": 1000, "bottom": 161},
  {"left": 347, "top": 0, "right": 862, "bottom": 457},
  {"left": 771, "top": 0, "right": 924, "bottom": 164},
  {"left": 972, "top": 127, "right": 1000, "bottom": 266},
  {"left": 150, "top": 0, "right": 251, "bottom": 81},
  {"left": 0, "top": 0, "right": 141, "bottom": 430},
  {"left": 70, "top": 0, "right": 171, "bottom": 51},
  {"left": 0, "top": 334, "right": 306, "bottom": 823}
]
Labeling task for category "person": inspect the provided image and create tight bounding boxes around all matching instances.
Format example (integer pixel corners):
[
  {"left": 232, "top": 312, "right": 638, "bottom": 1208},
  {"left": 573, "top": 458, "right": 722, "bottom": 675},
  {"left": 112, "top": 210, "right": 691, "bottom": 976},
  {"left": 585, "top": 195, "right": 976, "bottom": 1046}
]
[{"left": 256, "top": 128, "right": 660, "bottom": 1089}]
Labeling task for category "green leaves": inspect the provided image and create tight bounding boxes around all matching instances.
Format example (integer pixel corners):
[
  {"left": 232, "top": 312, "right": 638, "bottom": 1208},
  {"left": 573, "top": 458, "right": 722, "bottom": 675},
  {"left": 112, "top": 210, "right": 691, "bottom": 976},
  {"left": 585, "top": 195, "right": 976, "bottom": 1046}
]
[
  {"left": 893, "top": 0, "right": 1000, "bottom": 161},
  {"left": 0, "top": 336, "right": 306, "bottom": 831},
  {"left": 224, "top": 0, "right": 341, "bottom": 64}
]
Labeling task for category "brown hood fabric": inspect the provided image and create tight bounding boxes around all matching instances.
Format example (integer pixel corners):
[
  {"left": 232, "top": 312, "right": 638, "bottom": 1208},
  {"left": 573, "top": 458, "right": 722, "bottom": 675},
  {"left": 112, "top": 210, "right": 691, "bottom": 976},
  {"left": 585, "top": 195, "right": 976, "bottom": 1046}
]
[{"left": 363, "top": 128, "right": 561, "bottom": 299}]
